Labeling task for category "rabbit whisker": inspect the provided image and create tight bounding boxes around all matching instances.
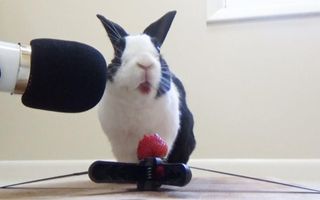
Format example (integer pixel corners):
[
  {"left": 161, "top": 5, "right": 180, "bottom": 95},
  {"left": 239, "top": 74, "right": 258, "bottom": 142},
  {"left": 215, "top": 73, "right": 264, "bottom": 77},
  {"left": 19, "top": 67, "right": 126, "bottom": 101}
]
[
  {"left": 159, "top": 79, "right": 171, "bottom": 89},
  {"left": 161, "top": 79, "right": 171, "bottom": 87},
  {"left": 161, "top": 71, "right": 171, "bottom": 77},
  {"left": 160, "top": 65, "right": 171, "bottom": 71}
]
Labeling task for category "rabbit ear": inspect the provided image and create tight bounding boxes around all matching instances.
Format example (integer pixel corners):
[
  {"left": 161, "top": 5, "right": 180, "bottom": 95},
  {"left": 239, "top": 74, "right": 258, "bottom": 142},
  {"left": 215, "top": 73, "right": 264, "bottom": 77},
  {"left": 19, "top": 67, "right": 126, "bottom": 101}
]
[
  {"left": 143, "top": 11, "right": 176, "bottom": 48},
  {"left": 97, "top": 14, "right": 128, "bottom": 46}
]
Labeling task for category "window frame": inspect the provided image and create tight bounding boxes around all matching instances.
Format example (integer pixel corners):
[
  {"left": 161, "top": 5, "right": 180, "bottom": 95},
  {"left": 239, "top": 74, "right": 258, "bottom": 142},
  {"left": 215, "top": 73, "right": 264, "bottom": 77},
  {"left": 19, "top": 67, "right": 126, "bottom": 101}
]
[{"left": 207, "top": 0, "right": 320, "bottom": 24}]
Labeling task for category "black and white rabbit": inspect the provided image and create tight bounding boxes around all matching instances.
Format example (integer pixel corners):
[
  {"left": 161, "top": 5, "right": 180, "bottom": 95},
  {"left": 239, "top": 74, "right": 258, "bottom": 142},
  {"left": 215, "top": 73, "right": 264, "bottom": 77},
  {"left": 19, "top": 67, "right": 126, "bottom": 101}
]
[{"left": 97, "top": 11, "right": 195, "bottom": 164}]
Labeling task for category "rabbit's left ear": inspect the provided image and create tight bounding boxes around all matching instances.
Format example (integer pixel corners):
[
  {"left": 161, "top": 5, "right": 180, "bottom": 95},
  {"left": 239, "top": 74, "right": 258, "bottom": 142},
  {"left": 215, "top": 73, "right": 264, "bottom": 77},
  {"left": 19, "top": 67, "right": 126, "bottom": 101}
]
[{"left": 143, "top": 11, "right": 176, "bottom": 47}]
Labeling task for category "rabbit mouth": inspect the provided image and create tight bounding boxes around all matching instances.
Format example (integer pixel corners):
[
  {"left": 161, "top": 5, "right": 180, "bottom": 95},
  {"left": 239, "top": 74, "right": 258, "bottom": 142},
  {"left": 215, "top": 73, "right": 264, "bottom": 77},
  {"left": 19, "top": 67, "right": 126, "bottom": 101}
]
[{"left": 138, "top": 81, "right": 152, "bottom": 94}]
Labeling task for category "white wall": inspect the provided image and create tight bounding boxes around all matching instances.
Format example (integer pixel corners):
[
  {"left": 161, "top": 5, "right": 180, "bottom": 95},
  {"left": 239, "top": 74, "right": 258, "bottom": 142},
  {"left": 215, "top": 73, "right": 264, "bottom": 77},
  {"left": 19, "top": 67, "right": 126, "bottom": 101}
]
[{"left": 0, "top": 0, "right": 319, "bottom": 160}]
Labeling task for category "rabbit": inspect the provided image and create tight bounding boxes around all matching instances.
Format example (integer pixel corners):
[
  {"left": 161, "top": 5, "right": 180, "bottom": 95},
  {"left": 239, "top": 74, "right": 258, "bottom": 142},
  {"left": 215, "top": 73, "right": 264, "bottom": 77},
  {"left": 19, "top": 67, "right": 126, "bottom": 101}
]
[{"left": 97, "top": 11, "right": 195, "bottom": 164}]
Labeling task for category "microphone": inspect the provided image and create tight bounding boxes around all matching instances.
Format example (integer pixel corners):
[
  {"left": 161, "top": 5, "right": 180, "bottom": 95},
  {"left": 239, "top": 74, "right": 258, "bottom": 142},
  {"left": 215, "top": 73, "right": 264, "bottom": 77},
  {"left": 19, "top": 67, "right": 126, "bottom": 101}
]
[
  {"left": 0, "top": 39, "right": 107, "bottom": 112},
  {"left": 89, "top": 157, "right": 192, "bottom": 191}
]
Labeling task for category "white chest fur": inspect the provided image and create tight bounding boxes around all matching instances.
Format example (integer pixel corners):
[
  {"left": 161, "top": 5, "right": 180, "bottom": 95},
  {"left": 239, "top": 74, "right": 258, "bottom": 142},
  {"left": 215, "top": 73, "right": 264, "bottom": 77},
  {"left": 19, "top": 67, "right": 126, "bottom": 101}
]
[{"left": 98, "top": 83, "right": 180, "bottom": 163}]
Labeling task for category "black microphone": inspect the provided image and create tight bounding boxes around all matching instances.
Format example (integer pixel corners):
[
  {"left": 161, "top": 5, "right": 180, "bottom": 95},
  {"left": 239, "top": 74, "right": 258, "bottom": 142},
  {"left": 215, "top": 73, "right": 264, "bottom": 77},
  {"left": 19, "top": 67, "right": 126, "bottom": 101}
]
[
  {"left": 89, "top": 157, "right": 192, "bottom": 191},
  {"left": 0, "top": 39, "right": 107, "bottom": 112}
]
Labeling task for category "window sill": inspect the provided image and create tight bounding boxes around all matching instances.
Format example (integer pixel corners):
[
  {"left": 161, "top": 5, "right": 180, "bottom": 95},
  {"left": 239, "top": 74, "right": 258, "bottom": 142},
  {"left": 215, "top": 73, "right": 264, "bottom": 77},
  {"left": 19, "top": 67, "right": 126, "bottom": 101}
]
[{"left": 207, "top": 2, "right": 320, "bottom": 24}]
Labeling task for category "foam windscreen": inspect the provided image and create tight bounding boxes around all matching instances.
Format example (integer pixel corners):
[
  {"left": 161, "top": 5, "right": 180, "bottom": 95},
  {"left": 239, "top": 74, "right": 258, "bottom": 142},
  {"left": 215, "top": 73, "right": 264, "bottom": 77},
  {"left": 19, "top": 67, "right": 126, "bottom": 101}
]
[{"left": 22, "top": 39, "right": 107, "bottom": 112}]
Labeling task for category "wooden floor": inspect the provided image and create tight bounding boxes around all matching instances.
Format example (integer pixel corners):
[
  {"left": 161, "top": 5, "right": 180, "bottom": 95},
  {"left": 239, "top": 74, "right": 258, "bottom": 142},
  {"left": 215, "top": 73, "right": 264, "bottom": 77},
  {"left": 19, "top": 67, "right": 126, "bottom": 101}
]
[{"left": 1, "top": 175, "right": 319, "bottom": 200}]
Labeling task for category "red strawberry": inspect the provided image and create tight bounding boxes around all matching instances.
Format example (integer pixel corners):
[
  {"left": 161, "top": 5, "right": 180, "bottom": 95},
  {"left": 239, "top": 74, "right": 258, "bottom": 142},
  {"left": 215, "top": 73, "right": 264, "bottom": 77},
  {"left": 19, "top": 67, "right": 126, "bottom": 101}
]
[{"left": 137, "top": 133, "right": 168, "bottom": 160}]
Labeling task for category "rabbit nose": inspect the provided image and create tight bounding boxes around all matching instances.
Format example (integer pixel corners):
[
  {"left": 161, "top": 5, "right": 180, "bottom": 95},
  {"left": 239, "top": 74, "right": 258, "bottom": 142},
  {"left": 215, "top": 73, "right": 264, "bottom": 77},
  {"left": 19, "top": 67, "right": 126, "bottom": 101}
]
[
  {"left": 137, "top": 62, "right": 152, "bottom": 70},
  {"left": 137, "top": 53, "right": 154, "bottom": 70}
]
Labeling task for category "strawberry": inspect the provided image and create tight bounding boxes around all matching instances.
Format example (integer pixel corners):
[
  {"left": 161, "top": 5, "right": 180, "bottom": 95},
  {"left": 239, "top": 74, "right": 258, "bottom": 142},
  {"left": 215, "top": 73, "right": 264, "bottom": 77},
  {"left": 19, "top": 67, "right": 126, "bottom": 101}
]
[{"left": 137, "top": 133, "right": 168, "bottom": 160}]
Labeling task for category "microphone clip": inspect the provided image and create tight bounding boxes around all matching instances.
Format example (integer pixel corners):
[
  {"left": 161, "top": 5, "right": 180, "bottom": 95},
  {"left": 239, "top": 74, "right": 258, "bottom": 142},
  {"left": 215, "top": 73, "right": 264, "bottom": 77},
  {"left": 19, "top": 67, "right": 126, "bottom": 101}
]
[{"left": 88, "top": 157, "right": 192, "bottom": 191}]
